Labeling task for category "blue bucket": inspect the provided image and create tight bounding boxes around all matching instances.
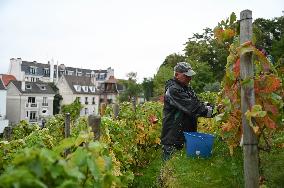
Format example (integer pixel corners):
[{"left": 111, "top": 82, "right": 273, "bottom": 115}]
[{"left": 184, "top": 132, "right": 215, "bottom": 158}]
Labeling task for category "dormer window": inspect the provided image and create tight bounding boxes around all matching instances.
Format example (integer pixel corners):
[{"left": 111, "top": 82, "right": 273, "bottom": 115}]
[
  {"left": 30, "top": 67, "right": 36, "bottom": 75},
  {"left": 83, "top": 86, "right": 88, "bottom": 92},
  {"left": 74, "top": 85, "right": 81, "bottom": 92},
  {"left": 26, "top": 84, "right": 32, "bottom": 89},
  {"left": 43, "top": 68, "right": 50, "bottom": 76},
  {"left": 40, "top": 86, "right": 46, "bottom": 90},
  {"left": 89, "top": 86, "right": 96, "bottom": 92},
  {"left": 67, "top": 71, "right": 74, "bottom": 75}
]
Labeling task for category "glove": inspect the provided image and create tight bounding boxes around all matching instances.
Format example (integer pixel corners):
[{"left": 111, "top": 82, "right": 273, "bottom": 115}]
[{"left": 206, "top": 105, "right": 213, "bottom": 118}]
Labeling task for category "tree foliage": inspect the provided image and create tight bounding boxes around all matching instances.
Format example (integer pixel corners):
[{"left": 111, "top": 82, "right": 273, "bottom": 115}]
[
  {"left": 153, "top": 53, "right": 185, "bottom": 96},
  {"left": 118, "top": 72, "right": 142, "bottom": 102},
  {"left": 253, "top": 16, "right": 284, "bottom": 62},
  {"left": 142, "top": 77, "right": 154, "bottom": 101},
  {"left": 61, "top": 98, "right": 83, "bottom": 121}
]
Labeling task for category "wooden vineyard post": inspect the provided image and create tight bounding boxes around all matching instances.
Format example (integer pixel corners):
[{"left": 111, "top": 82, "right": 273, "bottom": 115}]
[
  {"left": 113, "top": 103, "right": 119, "bottom": 119},
  {"left": 88, "top": 115, "right": 101, "bottom": 140},
  {"left": 65, "top": 113, "right": 71, "bottom": 138},
  {"left": 240, "top": 9, "right": 259, "bottom": 188},
  {"left": 64, "top": 113, "right": 71, "bottom": 157},
  {"left": 3, "top": 126, "right": 12, "bottom": 141}
]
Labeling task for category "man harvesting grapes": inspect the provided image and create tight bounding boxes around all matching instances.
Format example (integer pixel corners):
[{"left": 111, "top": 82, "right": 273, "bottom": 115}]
[{"left": 161, "top": 62, "right": 214, "bottom": 161}]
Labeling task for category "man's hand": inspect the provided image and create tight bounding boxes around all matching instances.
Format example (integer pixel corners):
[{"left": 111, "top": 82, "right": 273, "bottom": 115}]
[{"left": 206, "top": 105, "right": 213, "bottom": 118}]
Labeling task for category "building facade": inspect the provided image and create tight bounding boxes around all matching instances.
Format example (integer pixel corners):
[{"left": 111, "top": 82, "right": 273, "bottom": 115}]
[
  {"left": 57, "top": 75, "right": 118, "bottom": 116},
  {"left": 0, "top": 79, "right": 9, "bottom": 133},
  {"left": 6, "top": 81, "right": 55, "bottom": 125},
  {"left": 8, "top": 58, "right": 114, "bottom": 84}
]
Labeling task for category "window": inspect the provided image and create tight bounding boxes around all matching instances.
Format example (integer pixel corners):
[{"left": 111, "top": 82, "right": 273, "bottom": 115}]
[
  {"left": 26, "top": 111, "right": 29, "bottom": 117},
  {"left": 40, "top": 85, "right": 46, "bottom": 90},
  {"left": 85, "top": 108, "right": 88, "bottom": 115},
  {"left": 29, "top": 111, "right": 37, "bottom": 120},
  {"left": 99, "top": 73, "right": 105, "bottom": 80},
  {"left": 30, "top": 67, "right": 36, "bottom": 75},
  {"left": 77, "top": 72, "right": 82, "bottom": 76},
  {"left": 67, "top": 71, "right": 73, "bottom": 75},
  {"left": 43, "top": 68, "right": 50, "bottom": 76},
  {"left": 83, "top": 86, "right": 88, "bottom": 92},
  {"left": 85, "top": 97, "right": 88, "bottom": 105},
  {"left": 42, "top": 97, "right": 48, "bottom": 106},
  {"left": 92, "top": 97, "right": 95, "bottom": 104},
  {"left": 107, "top": 99, "right": 112, "bottom": 104},
  {"left": 31, "top": 77, "right": 35, "bottom": 82},
  {"left": 90, "top": 86, "right": 96, "bottom": 92},
  {"left": 28, "top": 97, "right": 36, "bottom": 103},
  {"left": 91, "top": 71, "right": 95, "bottom": 77},
  {"left": 26, "top": 84, "right": 32, "bottom": 89},
  {"left": 74, "top": 85, "right": 81, "bottom": 92}
]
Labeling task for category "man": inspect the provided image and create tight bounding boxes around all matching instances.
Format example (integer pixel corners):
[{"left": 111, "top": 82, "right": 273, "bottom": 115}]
[{"left": 161, "top": 62, "right": 213, "bottom": 161}]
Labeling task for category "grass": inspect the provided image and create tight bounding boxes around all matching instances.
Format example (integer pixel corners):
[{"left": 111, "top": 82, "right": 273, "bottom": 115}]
[
  {"left": 160, "top": 137, "right": 244, "bottom": 188},
  {"left": 132, "top": 134, "right": 284, "bottom": 187},
  {"left": 130, "top": 149, "right": 163, "bottom": 188}
]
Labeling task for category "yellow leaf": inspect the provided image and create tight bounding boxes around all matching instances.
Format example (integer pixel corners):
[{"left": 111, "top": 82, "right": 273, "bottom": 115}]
[{"left": 96, "top": 156, "right": 105, "bottom": 172}]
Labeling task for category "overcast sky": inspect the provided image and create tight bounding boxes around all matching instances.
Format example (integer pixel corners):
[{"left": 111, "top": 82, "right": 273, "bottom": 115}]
[{"left": 0, "top": 0, "right": 283, "bottom": 82}]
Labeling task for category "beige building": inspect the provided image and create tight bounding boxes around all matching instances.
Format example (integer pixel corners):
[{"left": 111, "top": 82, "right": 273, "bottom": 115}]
[
  {"left": 57, "top": 75, "right": 119, "bottom": 116},
  {"left": 6, "top": 81, "right": 55, "bottom": 125}
]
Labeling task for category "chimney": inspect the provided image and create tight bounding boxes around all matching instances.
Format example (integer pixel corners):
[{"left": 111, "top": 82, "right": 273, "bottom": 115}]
[
  {"left": 50, "top": 58, "right": 54, "bottom": 82},
  {"left": 56, "top": 61, "right": 59, "bottom": 83},
  {"left": 21, "top": 72, "right": 25, "bottom": 91}
]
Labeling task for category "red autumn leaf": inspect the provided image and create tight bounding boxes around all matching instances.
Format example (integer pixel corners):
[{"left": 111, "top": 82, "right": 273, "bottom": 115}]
[
  {"left": 255, "top": 75, "right": 281, "bottom": 93},
  {"left": 233, "top": 58, "right": 240, "bottom": 77},
  {"left": 149, "top": 115, "right": 158, "bottom": 124},
  {"left": 263, "top": 116, "right": 277, "bottom": 129},
  {"left": 263, "top": 103, "right": 278, "bottom": 114}
]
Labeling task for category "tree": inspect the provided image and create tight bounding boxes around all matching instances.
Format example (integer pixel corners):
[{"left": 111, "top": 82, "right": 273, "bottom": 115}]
[
  {"left": 184, "top": 28, "right": 229, "bottom": 81},
  {"left": 153, "top": 53, "right": 185, "bottom": 97},
  {"left": 253, "top": 16, "right": 284, "bottom": 62},
  {"left": 142, "top": 77, "right": 154, "bottom": 101},
  {"left": 118, "top": 72, "right": 142, "bottom": 102},
  {"left": 61, "top": 98, "right": 83, "bottom": 121}
]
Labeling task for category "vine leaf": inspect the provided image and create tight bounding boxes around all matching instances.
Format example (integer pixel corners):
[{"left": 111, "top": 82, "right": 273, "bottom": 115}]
[{"left": 245, "top": 105, "right": 267, "bottom": 134}]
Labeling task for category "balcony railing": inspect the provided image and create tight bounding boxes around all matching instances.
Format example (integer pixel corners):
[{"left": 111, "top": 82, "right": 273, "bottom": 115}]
[
  {"left": 42, "top": 103, "right": 48, "bottom": 107},
  {"left": 25, "top": 103, "right": 38, "bottom": 108},
  {"left": 29, "top": 118, "right": 38, "bottom": 123}
]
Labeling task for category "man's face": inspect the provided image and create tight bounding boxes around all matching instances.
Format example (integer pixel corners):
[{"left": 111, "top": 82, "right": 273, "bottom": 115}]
[{"left": 176, "top": 72, "right": 192, "bottom": 86}]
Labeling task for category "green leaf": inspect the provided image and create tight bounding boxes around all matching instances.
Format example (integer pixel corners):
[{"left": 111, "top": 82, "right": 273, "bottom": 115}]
[
  {"left": 53, "top": 137, "right": 76, "bottom": 154},
  {"left": 247, "top": 105, "right": 267, "bottom": 118},
  {"left": 214, "top": 113, "right": 224, "bottom": 122},
  {"left": 87, "top": 158, "right": 101, "bottom": 179}
]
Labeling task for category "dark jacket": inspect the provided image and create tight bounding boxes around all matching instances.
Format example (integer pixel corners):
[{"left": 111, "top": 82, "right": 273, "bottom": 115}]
[{"left": 161, "top": 78, "right": 208, "bottom": 146}]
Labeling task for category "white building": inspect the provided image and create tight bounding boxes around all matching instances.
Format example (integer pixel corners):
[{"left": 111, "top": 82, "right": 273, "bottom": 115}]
[
  {"left": 57, "top": 75, "right": 119, "bottom": 116},
  {"left": 0, "top": 79, "right": 9, "bottom": 133},
  {"left": 6, "top": 81, "right": 55, "bottom": 125},
  {"left": 8, "top": 58, "right": 114, "bottom": 84}
]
